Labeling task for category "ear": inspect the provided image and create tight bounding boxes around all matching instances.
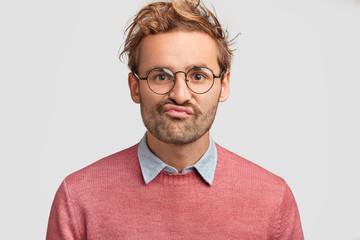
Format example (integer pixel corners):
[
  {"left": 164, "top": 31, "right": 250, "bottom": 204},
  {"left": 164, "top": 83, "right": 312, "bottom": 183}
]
[
  {"left": 128, "top": 72, "right": 140, "bottom": 104},
  {"left": 219, "top": 70, "right": 230, "bottom": 102}
]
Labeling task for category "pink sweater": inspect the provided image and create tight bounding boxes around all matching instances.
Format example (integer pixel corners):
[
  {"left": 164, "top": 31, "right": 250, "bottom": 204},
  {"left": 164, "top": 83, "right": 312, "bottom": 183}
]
[{"left": 47, "top": 144, "right": 304, "bottom": 240}]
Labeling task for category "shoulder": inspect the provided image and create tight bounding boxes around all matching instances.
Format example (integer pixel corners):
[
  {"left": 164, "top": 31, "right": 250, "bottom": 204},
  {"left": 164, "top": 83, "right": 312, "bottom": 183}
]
[
  {"left": 215, "top": 145, "right": 303, "bottom": 237},
  {"left": 214, "top": 144, "right": 296, "bottom": 216},
  {"left": 63, "top": 144, "right": 141, "bottom": 188},
  {"left": 215, "top": 144, "right": 286, "bottom": 190}
]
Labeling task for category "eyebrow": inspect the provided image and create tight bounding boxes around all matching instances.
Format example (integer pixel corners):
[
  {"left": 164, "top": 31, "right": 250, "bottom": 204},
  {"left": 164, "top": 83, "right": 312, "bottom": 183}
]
[{"left": 143, "top": 64, "right": 215, "bottom": 74}]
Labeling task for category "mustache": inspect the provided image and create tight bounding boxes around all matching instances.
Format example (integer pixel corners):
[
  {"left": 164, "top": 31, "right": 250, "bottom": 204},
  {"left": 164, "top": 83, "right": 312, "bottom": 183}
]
[{"left": 156, "top": 99, "right": 201, "bottom": 116}]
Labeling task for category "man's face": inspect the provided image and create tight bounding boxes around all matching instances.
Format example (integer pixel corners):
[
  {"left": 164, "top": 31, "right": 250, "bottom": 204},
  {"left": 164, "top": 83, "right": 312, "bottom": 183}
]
[{"left": 129, "top": 30, "right": 230, "bottom": 145}]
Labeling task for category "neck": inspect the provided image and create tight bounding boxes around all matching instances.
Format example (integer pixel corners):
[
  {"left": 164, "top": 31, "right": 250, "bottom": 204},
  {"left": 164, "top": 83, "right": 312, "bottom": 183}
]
[{"left": 146, "top": 131, "right": 210, "bottom": 172}]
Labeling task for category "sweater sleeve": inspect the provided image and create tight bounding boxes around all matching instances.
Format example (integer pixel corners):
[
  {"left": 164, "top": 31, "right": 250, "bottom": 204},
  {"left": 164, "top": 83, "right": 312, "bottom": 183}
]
[
  {"left": 46, "top": 180, "right": 82, "bottom": 240},
  {"left": 275, "top": 182, "right": 304, "bottom": 240}
]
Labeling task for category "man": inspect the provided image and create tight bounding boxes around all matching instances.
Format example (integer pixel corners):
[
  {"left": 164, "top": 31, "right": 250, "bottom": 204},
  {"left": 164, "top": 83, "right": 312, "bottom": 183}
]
[{"left": 47, "top": 0, "right": 304, "bottom": 239}]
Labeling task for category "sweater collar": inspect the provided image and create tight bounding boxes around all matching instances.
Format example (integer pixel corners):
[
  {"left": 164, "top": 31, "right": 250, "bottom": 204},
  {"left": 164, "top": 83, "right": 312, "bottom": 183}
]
[{"left": 138, "top": 133, "right": 217, "bottom": 185}]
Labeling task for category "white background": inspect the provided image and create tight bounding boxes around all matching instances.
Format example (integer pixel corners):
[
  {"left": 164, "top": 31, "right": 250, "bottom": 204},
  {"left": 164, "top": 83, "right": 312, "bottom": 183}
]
[{"left": 1, "top": 0, "right": 359, "bottom": 239}]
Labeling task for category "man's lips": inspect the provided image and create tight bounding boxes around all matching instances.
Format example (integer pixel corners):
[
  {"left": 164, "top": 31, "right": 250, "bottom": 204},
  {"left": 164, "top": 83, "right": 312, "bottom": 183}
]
[{"left": 164, "top": 104, "right": 194, "bottom": 119}]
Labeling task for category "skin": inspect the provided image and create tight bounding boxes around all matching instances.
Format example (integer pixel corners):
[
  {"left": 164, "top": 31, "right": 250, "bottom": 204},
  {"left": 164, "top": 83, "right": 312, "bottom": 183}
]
[{"left": 128, "top": 30, "right": 230, "bottom": 172}]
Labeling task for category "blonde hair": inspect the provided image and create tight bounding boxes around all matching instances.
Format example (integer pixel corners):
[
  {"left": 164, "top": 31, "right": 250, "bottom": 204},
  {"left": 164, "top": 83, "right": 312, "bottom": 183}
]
[{"left": 120, "top": 0, "right": 234, "bottom": 73}]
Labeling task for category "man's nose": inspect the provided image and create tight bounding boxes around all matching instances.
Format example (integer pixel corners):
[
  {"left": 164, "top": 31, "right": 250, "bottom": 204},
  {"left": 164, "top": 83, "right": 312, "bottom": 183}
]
[{"left": 168, "top": 72, "right": 192, "bottom": 105}]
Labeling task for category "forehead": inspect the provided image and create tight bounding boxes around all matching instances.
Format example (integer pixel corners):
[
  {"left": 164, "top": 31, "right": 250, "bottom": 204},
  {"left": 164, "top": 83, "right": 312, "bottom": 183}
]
[{"left": 138, "top": 30, "right": 219, "bottom": 72}]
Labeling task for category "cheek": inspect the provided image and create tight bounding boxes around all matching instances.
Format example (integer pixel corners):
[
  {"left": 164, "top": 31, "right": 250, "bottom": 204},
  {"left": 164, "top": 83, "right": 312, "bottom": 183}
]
[
  {"left": 138, "top": 81, "right": 149, "bottom": 95},
  {"left": 201, "top": 85, "right": 222, "bottom": 104},
  {"left": 139, "top": 88, "right": 164, "bottom": 107},
  {"left": 196, "top": 95, "right": 219, "bottom": 111},
  {"left": 138, "top": 82, "right": 153, "bottom": 100}
]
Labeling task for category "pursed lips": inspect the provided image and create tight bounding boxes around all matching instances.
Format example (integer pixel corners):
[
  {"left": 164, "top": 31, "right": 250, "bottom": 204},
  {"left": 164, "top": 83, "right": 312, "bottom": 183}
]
[{"left": 164, "top": 104, "right": 194, "bottom": 119}]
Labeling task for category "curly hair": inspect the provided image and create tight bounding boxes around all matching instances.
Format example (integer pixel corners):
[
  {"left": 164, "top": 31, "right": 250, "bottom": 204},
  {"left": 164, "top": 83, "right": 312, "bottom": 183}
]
[{"left": 120, "top": 0, "right": 234, "bottom": 73}]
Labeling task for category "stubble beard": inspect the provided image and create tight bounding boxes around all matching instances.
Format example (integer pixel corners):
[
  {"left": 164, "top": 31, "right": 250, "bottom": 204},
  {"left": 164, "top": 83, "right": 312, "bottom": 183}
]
[{"left": 140, "top": 98, "right": 219, "bottom": 145}]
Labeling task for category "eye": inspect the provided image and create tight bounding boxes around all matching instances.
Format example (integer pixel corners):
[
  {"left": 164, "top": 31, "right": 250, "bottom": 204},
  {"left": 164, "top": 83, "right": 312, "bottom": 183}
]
[
  {"left": 193, "top": 73, "right": 205, "bottom": 81},
  {"left": 155, "top": 74, "right": 169, "bottom": 81},
  {"left": 148, "top": 69, "right": 173, "bottom": 82},
  {"left": 189, "top": 69, "right": 211, "bottom": 82}
]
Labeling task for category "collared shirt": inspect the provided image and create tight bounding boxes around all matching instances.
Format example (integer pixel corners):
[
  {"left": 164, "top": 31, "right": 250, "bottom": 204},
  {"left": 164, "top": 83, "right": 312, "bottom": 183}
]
[{"left": 137, "top": 133, "right": 217, "bottom": 185}]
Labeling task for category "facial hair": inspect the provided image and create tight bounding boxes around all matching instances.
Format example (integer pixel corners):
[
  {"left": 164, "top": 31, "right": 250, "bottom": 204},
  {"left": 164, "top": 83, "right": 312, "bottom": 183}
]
[{"left": 140, "top": 97, "right": 220, "bottom": 145}]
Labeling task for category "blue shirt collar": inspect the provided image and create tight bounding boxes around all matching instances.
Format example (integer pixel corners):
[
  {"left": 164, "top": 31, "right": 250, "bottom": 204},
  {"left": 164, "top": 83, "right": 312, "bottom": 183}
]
[{"left": 138, "top": 133, "right": 217, "bottom": 185}]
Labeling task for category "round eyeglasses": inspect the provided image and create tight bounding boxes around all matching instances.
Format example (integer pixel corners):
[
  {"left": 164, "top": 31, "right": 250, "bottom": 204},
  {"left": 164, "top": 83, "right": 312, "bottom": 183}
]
[{"left": 133, "top": 67, "right": 223, "bottom": 95}]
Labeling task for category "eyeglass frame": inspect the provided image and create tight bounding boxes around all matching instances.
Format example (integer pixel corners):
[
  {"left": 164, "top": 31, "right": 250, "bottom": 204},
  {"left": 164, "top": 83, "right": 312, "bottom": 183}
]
[{"left": 132, "top": 66, "right": 224, "bottom": 95}]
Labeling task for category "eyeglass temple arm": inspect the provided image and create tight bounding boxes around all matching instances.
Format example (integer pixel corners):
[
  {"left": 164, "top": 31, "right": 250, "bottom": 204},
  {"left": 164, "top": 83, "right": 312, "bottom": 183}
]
[
  {"left": 214, "top": 70, "right": 225, "bottom": 78},
  {"left": 133, "top": 72, "right": 147, "bottom": 80}
]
